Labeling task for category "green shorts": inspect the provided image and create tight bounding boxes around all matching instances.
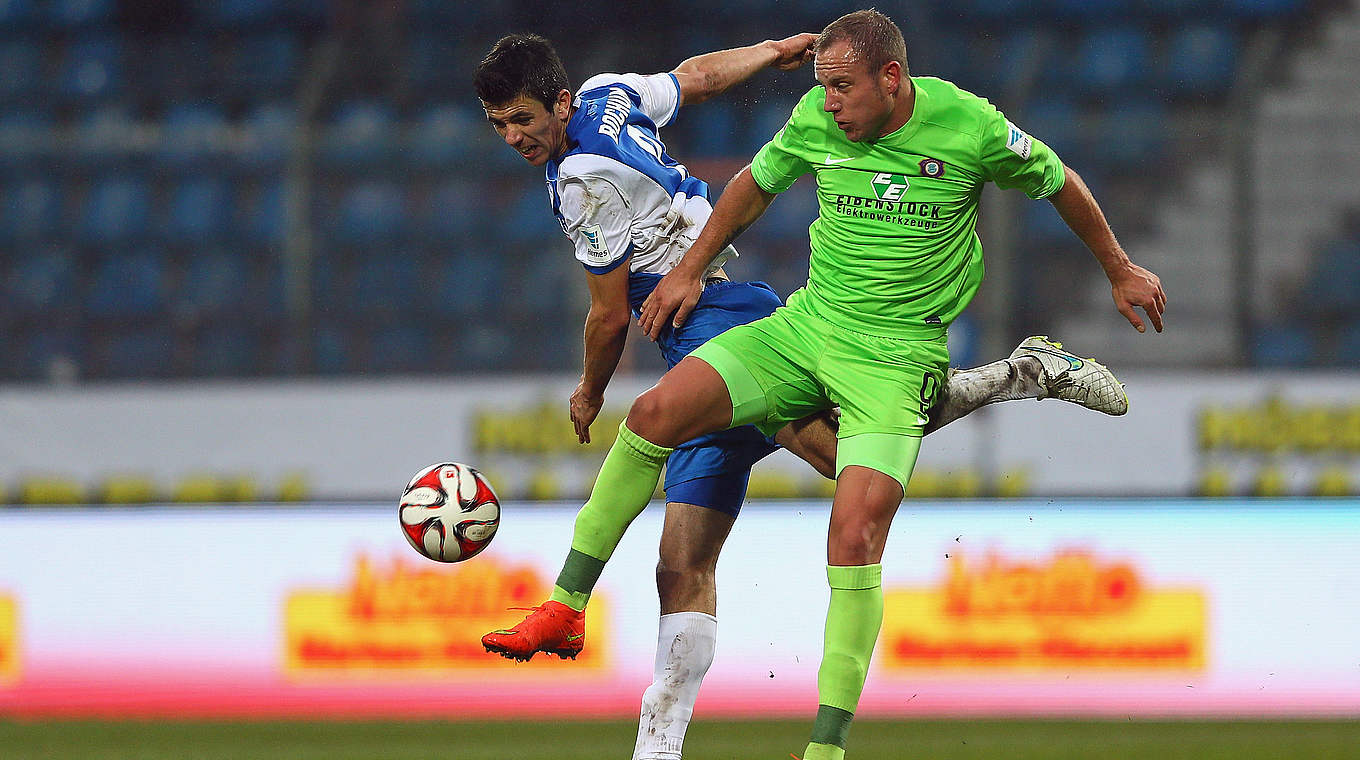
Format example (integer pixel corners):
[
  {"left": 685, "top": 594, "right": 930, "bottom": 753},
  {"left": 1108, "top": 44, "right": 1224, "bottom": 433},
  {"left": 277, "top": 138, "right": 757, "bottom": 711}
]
[{"left": 690, "top": 302, "right": 949, "bottom": 492}]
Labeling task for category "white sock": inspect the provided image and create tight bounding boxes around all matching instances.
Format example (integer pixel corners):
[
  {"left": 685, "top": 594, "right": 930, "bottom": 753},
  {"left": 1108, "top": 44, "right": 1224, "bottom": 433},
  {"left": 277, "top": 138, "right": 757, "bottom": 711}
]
[{"left": 632, "top": 611, "right": 718, "bottom": 760}]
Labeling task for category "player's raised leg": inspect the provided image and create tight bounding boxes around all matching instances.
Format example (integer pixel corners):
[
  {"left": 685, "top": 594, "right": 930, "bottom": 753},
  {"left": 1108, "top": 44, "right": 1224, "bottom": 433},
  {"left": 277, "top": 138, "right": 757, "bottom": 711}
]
[
  {"left": 1009, "top": 335, "right": 1128, "bottom": 415},
  {"left": 482, "top": 356, "right": 735, "bottom": 661}
]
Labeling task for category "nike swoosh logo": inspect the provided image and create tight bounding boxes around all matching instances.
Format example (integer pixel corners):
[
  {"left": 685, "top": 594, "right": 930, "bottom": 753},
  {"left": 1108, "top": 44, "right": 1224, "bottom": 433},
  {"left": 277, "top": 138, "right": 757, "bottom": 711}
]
[
  {"left": 564, "top": 633, "right": 584, "bottom": 642},
  {"left": 1027, "top": 346, "right": 1084, "bottom": 371},
  {"left": 916, "top": 415, "right": 931, "bottom": 427},
  {"left": 824, "top": 154, "right": 855, "bottom": 164}
]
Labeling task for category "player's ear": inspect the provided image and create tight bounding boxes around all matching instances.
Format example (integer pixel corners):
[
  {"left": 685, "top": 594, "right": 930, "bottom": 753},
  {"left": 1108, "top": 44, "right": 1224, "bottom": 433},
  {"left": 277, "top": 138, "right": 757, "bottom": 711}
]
[
  {"left": 881, "top": 61, "right": 902, "bottom": 95},
  {"left": 554, "top": 89, "right": 572, "bottom": 120}
]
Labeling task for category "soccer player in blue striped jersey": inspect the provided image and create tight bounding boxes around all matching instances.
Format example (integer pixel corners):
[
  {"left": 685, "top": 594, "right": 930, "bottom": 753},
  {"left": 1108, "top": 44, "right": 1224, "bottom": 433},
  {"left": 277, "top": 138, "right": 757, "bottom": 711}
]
[{"left": 472, "top": 33, "right": 1127, "bottom": 760}]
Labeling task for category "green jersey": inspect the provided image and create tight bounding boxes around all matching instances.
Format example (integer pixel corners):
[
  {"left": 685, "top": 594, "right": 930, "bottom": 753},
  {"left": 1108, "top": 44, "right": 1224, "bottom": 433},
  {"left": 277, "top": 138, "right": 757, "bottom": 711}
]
[{"left": 750, "top": 76, "right": 1066, "bottom": 339}]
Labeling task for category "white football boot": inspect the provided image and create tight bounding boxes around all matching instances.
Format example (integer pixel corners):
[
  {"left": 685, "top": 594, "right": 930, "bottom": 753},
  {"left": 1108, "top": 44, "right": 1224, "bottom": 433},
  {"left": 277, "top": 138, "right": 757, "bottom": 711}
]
[{"left": 1008, "top": 335, "right": 1128, "bottom": 415}]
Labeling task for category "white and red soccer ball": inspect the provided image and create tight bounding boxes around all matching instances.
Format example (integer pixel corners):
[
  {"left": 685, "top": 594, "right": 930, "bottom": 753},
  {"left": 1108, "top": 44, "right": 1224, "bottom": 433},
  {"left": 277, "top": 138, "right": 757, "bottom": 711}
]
[{"left": 399, "top": 462, "right": 501, "bottom": 562}]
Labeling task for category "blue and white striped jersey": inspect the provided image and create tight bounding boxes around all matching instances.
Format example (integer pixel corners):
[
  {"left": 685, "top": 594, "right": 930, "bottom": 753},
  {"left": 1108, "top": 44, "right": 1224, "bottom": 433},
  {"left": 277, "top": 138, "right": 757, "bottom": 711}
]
[{"left": 546, "top": 72, "right": 736, "bottom": 284}]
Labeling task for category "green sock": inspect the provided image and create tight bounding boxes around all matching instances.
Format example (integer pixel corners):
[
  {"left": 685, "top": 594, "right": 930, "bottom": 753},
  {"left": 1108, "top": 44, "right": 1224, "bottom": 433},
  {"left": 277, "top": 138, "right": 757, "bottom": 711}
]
[
  {"left": 548, "top": 420, "right": 672, "bottom": 611},
  {"left": 805, "top": 563, "right": 883, "bottom": 757}
]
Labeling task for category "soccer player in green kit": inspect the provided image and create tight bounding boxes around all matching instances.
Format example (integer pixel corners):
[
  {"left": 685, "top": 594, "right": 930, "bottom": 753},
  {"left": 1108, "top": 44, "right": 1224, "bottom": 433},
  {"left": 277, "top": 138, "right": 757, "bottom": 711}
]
[{"left": 496, "top": 8, "right": 1166, "bottom": 759}]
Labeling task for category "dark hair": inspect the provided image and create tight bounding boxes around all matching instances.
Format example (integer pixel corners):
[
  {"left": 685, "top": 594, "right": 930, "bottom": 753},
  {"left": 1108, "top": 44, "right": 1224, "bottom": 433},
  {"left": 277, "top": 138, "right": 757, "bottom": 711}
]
[
  {"left": 815, "top": 9, "right": 909, "bottom": 79},
  {"left": 473, "top": 33, "right": 570, "bottom": 109}
]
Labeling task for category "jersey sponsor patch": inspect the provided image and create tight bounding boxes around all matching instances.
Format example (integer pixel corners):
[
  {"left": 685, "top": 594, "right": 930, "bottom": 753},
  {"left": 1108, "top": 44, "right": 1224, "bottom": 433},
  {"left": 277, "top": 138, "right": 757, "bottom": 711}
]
[
  {"left": 1005, "top": 121, "right": 1032, "bottom": 160},
  {"left": 870, "top": 172, "right": 910, "bottom": 201},
  {"left": 580, "top": 223, "right": 612, "bottom": 265}
]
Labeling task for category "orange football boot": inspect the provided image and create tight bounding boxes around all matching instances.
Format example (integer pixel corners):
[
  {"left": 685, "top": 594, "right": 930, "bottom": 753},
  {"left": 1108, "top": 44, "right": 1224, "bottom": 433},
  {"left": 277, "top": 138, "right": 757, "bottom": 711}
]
[{"left": 481, "top": 600, "right": 585, "bottom": 661}]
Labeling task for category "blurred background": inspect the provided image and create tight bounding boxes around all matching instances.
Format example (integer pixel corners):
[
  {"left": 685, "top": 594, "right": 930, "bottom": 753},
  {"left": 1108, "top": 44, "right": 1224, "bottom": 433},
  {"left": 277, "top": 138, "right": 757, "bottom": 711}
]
[{"left": 0, "top": 0, "right": 1357, "bottom": 757}]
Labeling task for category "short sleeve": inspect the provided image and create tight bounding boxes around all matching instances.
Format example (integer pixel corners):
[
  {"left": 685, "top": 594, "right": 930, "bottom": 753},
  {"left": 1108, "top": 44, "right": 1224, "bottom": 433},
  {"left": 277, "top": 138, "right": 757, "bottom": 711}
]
[
  {"left": 559, "top": 176, "right": 632, "bottom": 274},
  {"left": 577, "top": 72, "right": 681, "bottom": 127},
  {"left": 977, "top": 102, "right": 1066, "bottom": 199},
  {"left": 750, "top": 91, "right": 818, "bottom": 194}
]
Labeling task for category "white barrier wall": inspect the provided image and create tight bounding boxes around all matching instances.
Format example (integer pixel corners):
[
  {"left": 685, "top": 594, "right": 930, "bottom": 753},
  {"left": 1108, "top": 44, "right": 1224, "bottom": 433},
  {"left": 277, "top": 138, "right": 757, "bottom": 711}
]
[
  {"left": 0, "top": 500, "right": 1357, "bottom": 718},
  {"left": 1, "top": 372, "right": 1358, "bottom": 501}
]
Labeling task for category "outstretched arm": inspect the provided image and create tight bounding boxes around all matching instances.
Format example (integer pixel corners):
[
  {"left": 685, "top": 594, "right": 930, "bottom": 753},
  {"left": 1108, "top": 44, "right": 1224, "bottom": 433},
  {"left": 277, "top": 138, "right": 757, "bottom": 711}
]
[
  {"left": 638, "top": 165, "right": 776, "bottom": 340},
  {"left": 1048, "top": 164, "right": 1167, "bottom": 333},
  {"left": 670, "top": 32, "right": 816, "bottom": 106}
]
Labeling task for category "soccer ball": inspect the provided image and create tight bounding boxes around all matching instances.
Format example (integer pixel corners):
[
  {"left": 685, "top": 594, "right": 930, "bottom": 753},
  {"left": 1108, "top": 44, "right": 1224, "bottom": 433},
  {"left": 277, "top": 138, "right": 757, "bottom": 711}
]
[{"left": 399, "top": 462, "right": 501, "bottom": 563}]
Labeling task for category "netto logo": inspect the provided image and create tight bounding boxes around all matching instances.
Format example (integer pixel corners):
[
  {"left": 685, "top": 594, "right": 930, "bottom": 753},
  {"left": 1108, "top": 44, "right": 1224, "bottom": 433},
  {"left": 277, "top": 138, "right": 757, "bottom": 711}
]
[{"left": 870, "top": 172, "right": 909, "bottom": 201}]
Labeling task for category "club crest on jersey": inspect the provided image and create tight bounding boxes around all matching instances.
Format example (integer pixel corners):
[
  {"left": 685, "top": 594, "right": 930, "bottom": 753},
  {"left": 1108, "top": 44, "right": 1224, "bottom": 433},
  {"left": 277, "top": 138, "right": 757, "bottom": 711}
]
[
  {"left": 919, "top": 158, "right": 945, "bottom": 178},
  {"left": 869, "top": 172, "right": 910, "bottom": 202},
  {"left": 1005, "top": 120, "right": 1032, "bottom": 160}
]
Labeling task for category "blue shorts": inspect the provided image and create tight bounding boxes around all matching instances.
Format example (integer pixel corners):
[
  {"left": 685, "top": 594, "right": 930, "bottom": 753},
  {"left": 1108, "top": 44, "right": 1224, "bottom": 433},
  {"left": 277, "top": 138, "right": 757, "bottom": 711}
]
[{"left": 628, "top": 276, "right": 783, "bottom": 517}]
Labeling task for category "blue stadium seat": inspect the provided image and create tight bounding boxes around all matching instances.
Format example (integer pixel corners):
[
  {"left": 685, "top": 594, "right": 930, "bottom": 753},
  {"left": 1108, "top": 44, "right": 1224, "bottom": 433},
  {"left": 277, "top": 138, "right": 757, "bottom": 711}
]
[
  {"left": 97, "top": 327, "right": 175, "bottom": 378},
  {"left": 1016, "top": 98, "right": 1083, "bottom": 162},
  {"left": 407, "top": 104, "right": 476, "bottom": 167},
  {"left": 6, "top": 245, "right": 76, "bottom": 316},
  {"left": 430, "top": 252, "right": 503, "bottom": 317},
  {"left": 193, "top": 0, "right": 282, "bottom": 27},
  {"left": 757, "top": 179, "right": 817, "bottom": 242},
  {"left": 311, "top": 323, "right": 348, "bottom": 374},
  {"left": 1224, "top": 0, "right": 1303, "bottom": 19},
  {"left": 80, "top": 176, "right": 151, "bottom": 243},
  {"left": 1336, "top": 320, "right": 1360, "bottom": 367},
  {"left": 741, "top": 100, "right": 798, "bottom": 155},
  {"left": 17, "top": 327, "right": 84, "bottom": 381},
  {"left": 686, "top": 100, "right": 737, "bottom": 157},
  {"left": 238, "top": 103, "right": 297, "bottom": 168},
  {"left": 57, "top": 37, "right": 121, "bottom": 101},
  {"left": 332, "top": 181, "right": 406, "bottom": 243},
  {"left": 1045, "top": 0, "right": 1132, "bottom": 20},
  {"left": 423, "top": 179, "right": 476, "bottom": 240},
  {"left": 369, "top": 325, "right": 430, "bottom": 374},
  {"left": 1301, "top": 239, "right": 1360, "bottom": 316},
  {"left": 87, "top": 250, "right": 168, "bottom": 318},
  {"left": 2, "top": 178, "right": 61, "bottom": 242},
  {"left": 408, "top": 35, "right": 464, "bottom": 88},
  {"left": 0, "top": 40, "right": 41, "bottom": 100},
  {"left": 0, "top": 0, "right": 39, "bottom": 28},
  {"left": 192, "top": 324, "right": 259, "bottom": 376},
  {"left": 74, "top": 104, "right": 138, "bottom": 166},
  {"left": 47, "top": 0, "right": 114, "bottom": 27},
  {"left": 175, "top": 250, "right": 249, "bottom": 317},
  {"left": 0, "top": 110, "right": 51, "bottom": 168},
  {"left": 1069, "top": 27, "right": 1151, "bottom": 95},
  {"left": 321, "top": 101, "right": 397, "bottom": 166},
  {"left": 1022, "top": 197, "right": 1074, "bottom": 243},
  {"left": 501, "top": 183, "right": 562, "bottom": 244},
  {"left": 1136, "top": 0, "right": 1224, "bottom": 19},
  {"left": 157, "top": 103, "right": 228, "bottom": 167},
  {"left": 1163, "top": 25, "right": 1240, "bottom": 96},
  {"left": 229, "top": 33, "right": 299, "bottom": 92},
  {"left": 351, "top": 252, "right": 421, "bottom": 315},
  {"left": 1100, "top": 99, "right": 1169, "bottom": 168},
  {"left": 142, "top": 36, "right": 212, "bottom": 97},
  {"left": 164, "top": 177, "right": 232, "bottom": 243},
  {"left": 239, "top": 179, "right": 286, "bottom": 245},
  {"left": 1250, "top": 323, "right": 1317, "bottom": 367}
]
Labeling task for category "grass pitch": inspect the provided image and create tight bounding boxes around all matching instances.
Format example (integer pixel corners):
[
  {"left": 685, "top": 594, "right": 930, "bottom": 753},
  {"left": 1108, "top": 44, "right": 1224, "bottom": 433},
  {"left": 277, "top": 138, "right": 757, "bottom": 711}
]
[{"left": 1, "top": 718, "right": 1357, "bottom": 759}]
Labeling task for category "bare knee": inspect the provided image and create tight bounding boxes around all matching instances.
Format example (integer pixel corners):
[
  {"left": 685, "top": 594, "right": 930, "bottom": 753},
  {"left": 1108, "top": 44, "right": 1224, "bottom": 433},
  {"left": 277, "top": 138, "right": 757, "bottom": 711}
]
[
  {"left": 828, "top": 514, "right": 890, "bottom": 566},
  {"left": 628, "top": 390, "right": 684, "bottom": 447},
  {"left": 655, "top": 551, "right": 717, "bottom": 612}
]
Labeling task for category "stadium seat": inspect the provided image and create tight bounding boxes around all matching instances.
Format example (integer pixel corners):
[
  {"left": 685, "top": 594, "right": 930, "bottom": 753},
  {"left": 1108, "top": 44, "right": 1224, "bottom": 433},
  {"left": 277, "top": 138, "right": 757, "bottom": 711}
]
[
  {"left": 320, "top": 101, "right": 398, "bottom": 166},
  {"left": 139, "top": 36, "right": 213, "bottom": 98},
  {"left": 16, "top": 327, "right": 84, "bottom": 381},
  {"left": 351, "top": 251, "right": 421, "bottom": 315},
  {"left": 0, "top": 40, "right": 41, "bottom": 101},
  {"left": 157, "top": 102, "right": 228, "bottom": 167},
  {"left": 238, "top": 103, "right": 297, "bottom": 168},
  {"left": 331, "top": 181, "right": 406, "bottom": 243},
  {"left": 369, "top": 324, "right": 430, "bottom": 374},
  {"left": 407, "top": 104, "right": 477, "bottom": 167},
  {"left": 1069, "top": 27, "right": 1152, "bottom": 96},
  {"left": 228, "top": 33, "right": 300, "bottom": 93},
  {"left": 1163, "top": 25, "right": 1240, "bottom": 97},
  {"left": 1224, "top": 0, "right": 1303, "bottom": 19},
  {"left": 164, "top": 177, "right": 232, "bottom": 243},
  {"left": 57, "top": 37, "right": 121, "bottom": 101},
  {"left": 238, "top": 179, "right": 287, "bottom": 245},
  {"left": 1336, "top": 320, "right": 1360, "bottom": 367},
  {"left": 757, "top": 180, "right": 818, "bottom": 242},
  {"left": 95, "top": 326, "right": 175, "bottom": 378},
  {"left": 1250, "top": 322, "right": 1318, "bottom": 367},
  {"left": 1, "top": 178, "right": 61, "bottom": 242},
  {"left": 191, "top": 324, "right": 260, "bottom": 376},
  {"left": 5, "top": 245, "right": 76, "bottom": 316},
  {"left": 174, "top": 251, "right": 249, "bottom": 318},
  {"left": 422, "top": 179, "right": 477, "bottom": 240},
  {"left": 311, "top": 323, "right": 349, "bottom": 374},
  {"left": 1136, "top": 0, "right": 1225, "bottom": 19},
  {"left": 46, "top": 0, "right": 114, "bottom": 27},
  {"left": 80, "top": 175, "right": 152, "bottom": 244},
  {"left": 1099, "top": 99, "right": 1169, "bottom": 168},
  {"left": 87, "top": 249, "right": 168, "bottom": 318},
  {"left": 1300, "top": 238, "right": 1360, "bottom": 317},
  {"left": 429, "top": 252, "right": 503, "bottom": 317},
  {"left": 1016, "top": 97, "right": 1083, "bottom": 163},
  {"left": 501, "top": 183, "right": 564, "bottom": 244},
  {"left": 73, "top": 104, "right": 138, "bottom": 166},
  {"left": 0, "top": 110, "right": 51, "bottom": 168},
  {"left": 1045, "top": 0, "right": 1132, "bottom": 20}
]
